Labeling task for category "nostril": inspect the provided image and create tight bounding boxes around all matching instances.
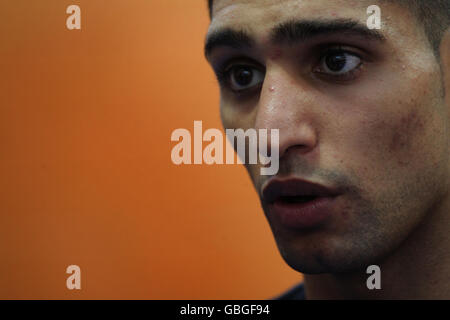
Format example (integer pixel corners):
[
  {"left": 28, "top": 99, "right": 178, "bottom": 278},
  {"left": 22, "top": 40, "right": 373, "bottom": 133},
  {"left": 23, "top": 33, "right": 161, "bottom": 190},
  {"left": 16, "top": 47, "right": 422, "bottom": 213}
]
[{"left": 283, "top": 144, "right": 311, "bottom": 156}]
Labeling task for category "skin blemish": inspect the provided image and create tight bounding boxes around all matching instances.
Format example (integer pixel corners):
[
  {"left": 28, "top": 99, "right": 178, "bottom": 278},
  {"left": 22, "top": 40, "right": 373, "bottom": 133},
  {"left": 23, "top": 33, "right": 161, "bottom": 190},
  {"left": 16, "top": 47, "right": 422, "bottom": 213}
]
[
  {"left": 389, "top": 109, "right": 425, "bottom": 159},
  {"left": 269, "top": 86, "right": 275, "bottom": 92}
]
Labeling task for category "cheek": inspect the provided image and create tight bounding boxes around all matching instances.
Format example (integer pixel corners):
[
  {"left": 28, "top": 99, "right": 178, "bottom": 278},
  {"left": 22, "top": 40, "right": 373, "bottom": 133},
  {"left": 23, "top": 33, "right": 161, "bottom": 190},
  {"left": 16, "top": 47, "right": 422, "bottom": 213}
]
[
  {"left": 219, "top": 103, "right": 232, "bottom": 129},
  {"left": 220, "top": 100, "right": 256, "bottom": 130},
  {"left": 347, "top": 98, "right": 439, "bottom": 186},
  {"left": 246, "top": 163, "right": 263, "bottom": 189},
  {"left": 220, "top": 101, "right": 264, "bottom": 188},
  {"left": 384, "top": 108, "right": 426, "bottom": 166}
]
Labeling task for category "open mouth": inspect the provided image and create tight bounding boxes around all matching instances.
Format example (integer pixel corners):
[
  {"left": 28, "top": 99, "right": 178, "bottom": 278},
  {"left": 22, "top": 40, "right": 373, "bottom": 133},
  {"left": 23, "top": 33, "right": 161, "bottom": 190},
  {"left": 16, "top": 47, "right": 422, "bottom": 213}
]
[
  {"left": 279, "top": 195, "right": 318, "bottom": 204},
  {"left": 261, "top": 178, "right": 341, "bottom": 228},
  {"left": 262, "top": 178, "right": 339, "bottom": 205}
]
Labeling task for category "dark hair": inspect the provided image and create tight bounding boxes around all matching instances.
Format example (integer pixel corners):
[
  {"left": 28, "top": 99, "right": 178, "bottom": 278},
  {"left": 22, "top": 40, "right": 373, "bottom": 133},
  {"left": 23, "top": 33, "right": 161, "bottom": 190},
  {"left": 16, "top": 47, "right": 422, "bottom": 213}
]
[
  {"left": 207, "top": 0, "right": 450, "bottom": 57},
  {"left": 208, "top": 0, "right": 213, "bottom": 18},
  {"left": 399, "top": 0, "right": 450, "bottom": 57}
]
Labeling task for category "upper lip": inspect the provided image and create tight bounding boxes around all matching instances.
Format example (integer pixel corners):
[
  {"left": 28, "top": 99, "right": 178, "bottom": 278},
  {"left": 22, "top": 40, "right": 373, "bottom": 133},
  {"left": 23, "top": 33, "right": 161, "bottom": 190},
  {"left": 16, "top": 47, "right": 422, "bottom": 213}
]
[{"left": 262, "top": 178, "right": 340, "bottom": 204}]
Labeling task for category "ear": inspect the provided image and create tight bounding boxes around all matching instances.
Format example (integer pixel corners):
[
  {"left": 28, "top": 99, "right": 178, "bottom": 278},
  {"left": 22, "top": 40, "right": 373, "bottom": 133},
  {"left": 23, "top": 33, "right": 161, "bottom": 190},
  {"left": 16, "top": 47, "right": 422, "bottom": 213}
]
[{"left": 440, "top": 28, "right": 450, "bottom": 108}]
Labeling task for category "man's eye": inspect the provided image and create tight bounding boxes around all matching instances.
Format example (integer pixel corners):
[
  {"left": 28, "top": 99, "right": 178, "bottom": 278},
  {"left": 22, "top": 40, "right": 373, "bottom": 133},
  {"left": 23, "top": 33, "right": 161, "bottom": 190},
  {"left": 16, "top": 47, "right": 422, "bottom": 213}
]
[
  {"left": 225, "top": 65, "right": 265, "bottom": 92},
  {"left": 317, "top": 51, "right": 362, "bottom": 76}
]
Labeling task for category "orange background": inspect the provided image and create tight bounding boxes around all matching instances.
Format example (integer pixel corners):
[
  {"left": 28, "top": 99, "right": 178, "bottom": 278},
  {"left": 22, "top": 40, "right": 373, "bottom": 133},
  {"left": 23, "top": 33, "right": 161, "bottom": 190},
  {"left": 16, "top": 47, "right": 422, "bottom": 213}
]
[{"left": 0, "top": 0, "right": 301, "bottom": 299}]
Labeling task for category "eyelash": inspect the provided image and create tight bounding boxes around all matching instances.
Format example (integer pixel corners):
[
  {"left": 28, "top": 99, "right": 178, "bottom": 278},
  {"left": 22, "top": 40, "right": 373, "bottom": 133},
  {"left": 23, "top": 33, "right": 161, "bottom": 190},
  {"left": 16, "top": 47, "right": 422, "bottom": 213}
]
[
  {"left": 314, "top": 47, "right": 363, "bottom": 81},
  {"left": 215, "top": 63, "right": 255, "bottom": 88},
  {"left": 215, "top": 46, "right": 365, "bottom": 94},
  {"left": 215, "top": 62, "right": 264, "bottom": 98}
]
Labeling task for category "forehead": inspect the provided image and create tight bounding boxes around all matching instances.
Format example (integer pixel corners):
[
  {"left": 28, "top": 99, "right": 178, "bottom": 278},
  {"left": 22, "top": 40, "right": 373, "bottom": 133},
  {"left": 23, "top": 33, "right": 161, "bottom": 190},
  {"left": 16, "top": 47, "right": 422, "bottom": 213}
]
[
  {"left": 209, "top": 0, "right": 420, "bottom": 43},
  {"left": 212, "top": 0, "right": 367, "bottom": 17}
]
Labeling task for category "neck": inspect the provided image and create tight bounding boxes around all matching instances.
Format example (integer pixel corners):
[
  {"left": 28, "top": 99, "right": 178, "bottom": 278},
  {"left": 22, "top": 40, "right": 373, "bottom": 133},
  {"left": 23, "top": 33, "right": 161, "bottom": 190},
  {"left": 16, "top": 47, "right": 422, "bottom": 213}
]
[{"left": 304, "top": 193, "right": 450, "bottom": 299}]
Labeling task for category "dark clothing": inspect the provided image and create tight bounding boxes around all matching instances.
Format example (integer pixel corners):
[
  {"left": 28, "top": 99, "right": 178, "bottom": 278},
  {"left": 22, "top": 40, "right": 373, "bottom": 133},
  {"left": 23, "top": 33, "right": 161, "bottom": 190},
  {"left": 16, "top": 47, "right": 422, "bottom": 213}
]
[{"left": 273, "top": 282, "right": 306, "bottom": 300}]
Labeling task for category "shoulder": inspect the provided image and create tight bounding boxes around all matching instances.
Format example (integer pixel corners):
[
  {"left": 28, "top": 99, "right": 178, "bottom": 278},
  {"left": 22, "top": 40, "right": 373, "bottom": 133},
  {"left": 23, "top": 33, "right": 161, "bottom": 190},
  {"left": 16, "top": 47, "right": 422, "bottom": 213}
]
[{"left": 272, "top": 282, "right": 306, "bottom": 300}]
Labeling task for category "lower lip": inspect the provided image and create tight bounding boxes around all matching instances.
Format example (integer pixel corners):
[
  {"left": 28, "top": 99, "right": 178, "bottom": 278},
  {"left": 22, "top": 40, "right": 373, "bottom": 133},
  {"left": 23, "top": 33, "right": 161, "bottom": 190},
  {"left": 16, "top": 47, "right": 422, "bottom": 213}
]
[{"left": 268, "top": 196, "right": 337, "bottom": 229}]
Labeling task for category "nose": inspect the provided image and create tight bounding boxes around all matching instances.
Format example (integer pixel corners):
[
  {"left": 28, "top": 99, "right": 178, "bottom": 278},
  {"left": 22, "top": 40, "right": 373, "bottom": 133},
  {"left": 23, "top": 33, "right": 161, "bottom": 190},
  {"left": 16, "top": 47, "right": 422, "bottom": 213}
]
[{"left": 254, "top": 67, "right": 318, "bottom": 159}]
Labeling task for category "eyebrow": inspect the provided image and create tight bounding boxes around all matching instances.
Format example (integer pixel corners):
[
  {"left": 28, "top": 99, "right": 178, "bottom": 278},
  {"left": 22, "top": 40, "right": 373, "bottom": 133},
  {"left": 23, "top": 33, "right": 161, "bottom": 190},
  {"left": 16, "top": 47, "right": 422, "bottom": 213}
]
[
  {"left": 204, "top": 28, "right": 254, "bottom": 58},
  {"left": 204, "top": 19, "right": 386, "bottom": 58},
  {"left": 272, "top": 19, "right": 386, "bottom": 44}
]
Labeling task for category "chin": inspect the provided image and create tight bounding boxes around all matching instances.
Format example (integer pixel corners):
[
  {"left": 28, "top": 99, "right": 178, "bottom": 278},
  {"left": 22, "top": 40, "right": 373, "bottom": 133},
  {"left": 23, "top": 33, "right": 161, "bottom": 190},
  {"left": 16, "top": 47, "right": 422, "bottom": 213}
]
[{"left": 273, "top": 233, "right": 384, "bottom": 275}]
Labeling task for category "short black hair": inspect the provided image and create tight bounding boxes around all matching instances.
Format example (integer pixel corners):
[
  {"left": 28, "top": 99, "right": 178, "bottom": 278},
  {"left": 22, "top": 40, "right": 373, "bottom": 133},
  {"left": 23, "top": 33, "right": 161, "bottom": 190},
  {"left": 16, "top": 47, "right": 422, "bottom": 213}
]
[
  {"left": 208, "top": 0, "right": 213, "bottom": 18},
  {"left": 398, "top": 0, "right": 450, "bottom": 57},
  {"left": 207, "top": 0, "right": 450, "bottom": 57}
]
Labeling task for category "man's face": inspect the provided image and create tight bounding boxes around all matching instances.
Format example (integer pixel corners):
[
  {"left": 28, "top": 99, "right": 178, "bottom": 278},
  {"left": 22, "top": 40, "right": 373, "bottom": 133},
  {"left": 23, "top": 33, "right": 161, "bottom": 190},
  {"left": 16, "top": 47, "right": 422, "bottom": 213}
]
[{"left": 206, "top": 0, "right": 449, "bottom": 273}]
